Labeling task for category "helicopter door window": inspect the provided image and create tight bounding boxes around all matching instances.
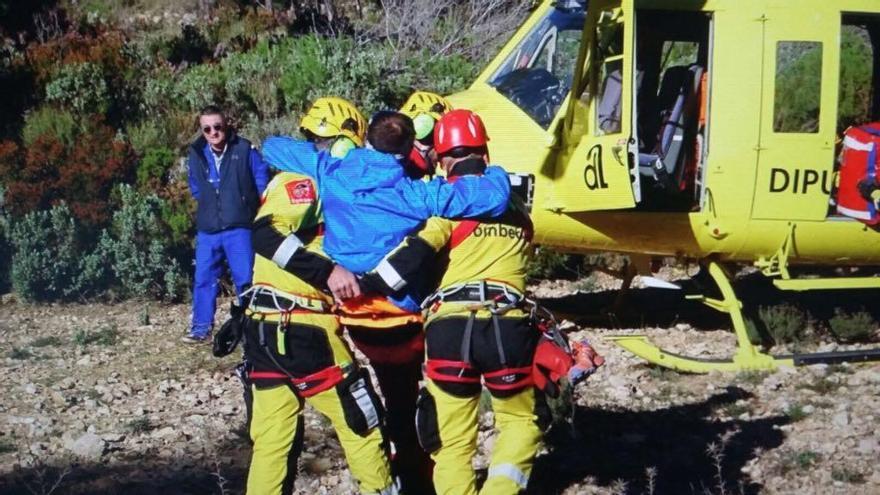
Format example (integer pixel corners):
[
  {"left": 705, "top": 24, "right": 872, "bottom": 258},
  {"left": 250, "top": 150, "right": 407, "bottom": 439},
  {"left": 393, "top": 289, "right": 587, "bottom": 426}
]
[
  {"left": 594, "top": 9, "right": 625, "bottom": 136},
  {"left": 596, "top": 60, "right": 624, "bottom": 134},
  {"left": 773, "top": 41, "right": 823, "bottom": 133},
  {"left": 837, "top": 17, "right": 880, "bottom": 133},
  {"left": 488, "top": 7, "right": 588, "bottom": 129}
]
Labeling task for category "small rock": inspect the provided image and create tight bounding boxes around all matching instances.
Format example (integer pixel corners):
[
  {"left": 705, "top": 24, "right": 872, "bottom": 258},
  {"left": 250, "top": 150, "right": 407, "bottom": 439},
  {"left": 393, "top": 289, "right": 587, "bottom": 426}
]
[
  {"left": 817, "top": 343, "right": 838, "bottom": 353},
  {"left": 802, "top": 405, "right": 815, "bottom": 414},
  {"left": 832, "top": 411, "right": 850, "bottom": 427},
  {"left": 69, "top": 432, "right": 105, "bottom": 460},
  {"left": 23, "top": 383, "right": 37, "bottom": 394},
  {"left": 857, "top": 438, "right": 878, "bottom": 455},
  {"left": 152, "top": 426, "right": 177, "bottom": 439},
  {"left": 76, "top": 355, "right": 91, "bottom": 366},
  {"left": 303, "top": 456, "right": 333, "bottom": 475},
  {"left": 220, "top": 404, "right": 236, "bottom": 416},
  {"left": 807, "top": 364, "right": 828, "bottom": 376},
  {"left": 606, "top": 375, "right": 627, "bottom": 389}
]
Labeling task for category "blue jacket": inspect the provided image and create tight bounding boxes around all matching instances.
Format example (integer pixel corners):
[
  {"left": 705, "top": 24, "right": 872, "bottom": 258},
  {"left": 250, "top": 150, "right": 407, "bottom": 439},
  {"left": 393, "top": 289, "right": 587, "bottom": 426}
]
[
  {"left": 187, "top": 134, "right": 269, "bottom": 233},
  {"left": 262, "top": 137, "right": 511, "bottom": 309}
]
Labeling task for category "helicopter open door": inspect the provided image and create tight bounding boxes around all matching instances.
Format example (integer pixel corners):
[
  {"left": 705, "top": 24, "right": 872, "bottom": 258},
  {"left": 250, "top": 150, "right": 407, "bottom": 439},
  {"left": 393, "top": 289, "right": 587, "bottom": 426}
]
[
  {"left": 751, "top": 8, "right": 839, "bottom": 221},
  {"left": 553, "top": 0, "right": 640, "bottom": 212}
]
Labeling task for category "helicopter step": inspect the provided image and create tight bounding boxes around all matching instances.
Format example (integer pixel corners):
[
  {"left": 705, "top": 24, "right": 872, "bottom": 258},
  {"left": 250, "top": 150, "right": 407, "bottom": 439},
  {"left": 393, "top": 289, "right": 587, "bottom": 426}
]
[{"left": 606, "top": 262, "right": 880, "bottom": 373}]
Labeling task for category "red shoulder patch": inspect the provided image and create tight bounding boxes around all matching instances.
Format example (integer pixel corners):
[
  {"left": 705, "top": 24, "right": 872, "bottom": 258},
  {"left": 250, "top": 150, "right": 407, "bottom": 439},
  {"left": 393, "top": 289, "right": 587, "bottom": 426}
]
[{"left": 285, "top": 179, "right": 316, "bottom": 204}]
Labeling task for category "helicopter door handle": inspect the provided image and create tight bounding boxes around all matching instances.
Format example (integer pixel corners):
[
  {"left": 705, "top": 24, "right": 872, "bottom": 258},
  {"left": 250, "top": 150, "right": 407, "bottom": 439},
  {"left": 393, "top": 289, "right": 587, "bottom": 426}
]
[{"left": 611, "top": 145, "right": 626, "bottom": 166}]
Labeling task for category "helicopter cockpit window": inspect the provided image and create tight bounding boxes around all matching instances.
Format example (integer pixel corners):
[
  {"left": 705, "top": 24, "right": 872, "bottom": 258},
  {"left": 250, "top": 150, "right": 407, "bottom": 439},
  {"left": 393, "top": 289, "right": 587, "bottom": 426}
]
[
  {"left": 594, "top": 9, "right": 625, "bottom": 136},
  {"left": 488, "top": 6, "right": 586, "bottom": 129},
  {"left": 773, "top": 41, "right": 823, "bottom": 133}
]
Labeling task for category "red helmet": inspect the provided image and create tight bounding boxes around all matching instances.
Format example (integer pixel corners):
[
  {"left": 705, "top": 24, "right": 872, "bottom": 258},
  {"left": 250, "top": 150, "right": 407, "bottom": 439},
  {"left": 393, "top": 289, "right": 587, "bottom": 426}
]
[{"left": 433, "top": 109, "right": 490, "bottom": 156}]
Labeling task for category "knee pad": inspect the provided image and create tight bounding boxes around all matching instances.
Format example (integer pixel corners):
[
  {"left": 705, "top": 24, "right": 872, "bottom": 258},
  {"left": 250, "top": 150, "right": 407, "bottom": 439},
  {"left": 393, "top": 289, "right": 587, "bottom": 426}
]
[
  {"left": 415, "top": 388, "right": 441, "bottom": 454},
  {"left": 337, "top": 368, "right": 384, "bottom": 436}
]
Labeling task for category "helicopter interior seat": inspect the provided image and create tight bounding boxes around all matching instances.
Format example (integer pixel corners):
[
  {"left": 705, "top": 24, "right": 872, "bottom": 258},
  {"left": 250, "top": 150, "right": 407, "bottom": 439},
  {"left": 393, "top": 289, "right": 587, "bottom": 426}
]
[{"left": 638, "top": 64, "right": 704, "bottom": 194}]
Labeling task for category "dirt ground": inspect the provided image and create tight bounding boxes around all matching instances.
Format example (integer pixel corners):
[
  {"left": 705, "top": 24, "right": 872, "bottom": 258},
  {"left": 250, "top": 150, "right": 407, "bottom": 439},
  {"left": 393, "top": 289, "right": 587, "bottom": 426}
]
[{"left": 1, "top": 275, "right": 878, "bottom": 495}]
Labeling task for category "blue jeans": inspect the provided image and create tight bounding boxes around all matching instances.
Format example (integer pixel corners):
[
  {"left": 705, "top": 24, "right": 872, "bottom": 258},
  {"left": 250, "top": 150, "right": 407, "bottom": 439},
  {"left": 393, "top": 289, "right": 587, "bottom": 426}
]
[{"left": 191, "top": 228, "right": 254, "bottom": 336}]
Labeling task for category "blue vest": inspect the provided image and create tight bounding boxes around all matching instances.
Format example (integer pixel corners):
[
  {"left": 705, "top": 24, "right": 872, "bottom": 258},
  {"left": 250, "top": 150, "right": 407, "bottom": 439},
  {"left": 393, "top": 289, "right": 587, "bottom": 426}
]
[{"left": 188, "top": 135, "right": 260, "bottom": 233}]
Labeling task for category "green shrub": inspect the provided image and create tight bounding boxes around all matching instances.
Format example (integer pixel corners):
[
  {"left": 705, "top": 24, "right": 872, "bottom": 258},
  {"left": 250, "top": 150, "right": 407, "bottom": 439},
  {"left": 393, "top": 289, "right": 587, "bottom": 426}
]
[
  {"left": 778, "top": 450, "right": 820, "bottom": 475},
  {"left": 526, "top": 247, "right": 573, "bottom": 281},
  {"left": 22, "top": 106, "right": 78, "bottom": 148},
  {"left": 828, "top": 308, "right": 876, "bottom": 343},
  {"left": 8, "top": 347, "right": 33, "bottom": 360},
  {"left": 74, "top": 324, "right": 118, "bottom": 346},
  {"left": 141, "top": 67, "right": 178, "bottom": 119},
  {"left": 44, "top": 62, "right": 110, "bottom": 115},
  {"left": 221, "top": 40, "right": 284, "bottom": 119},
  {"left": 137, "top": 147, "right": 176, "bottom": 188},
  {"left": 784, "top": 403, "right": 808, "bottom": 422},
  {"left": 277, "top": 35, "right": 406, "bottom": 115},
  {"left": 756, "top": 303, "right": 808, "bottom": 345},
  {"left": 175, "top": 63, "right": 226, "bottom": 112},
  {"left": 406, "top": 52, "right": 478, "bottom": 95},
  {"left": 9, "top": 204, "right": 102, "bottom": 301},
  {"left": 831, "top": 466, "right": 865, "bottom": 484},
  {"left": 128, "top": 120, "right": 172, "bottom": 156},
  {"left": 97, "top": 184, "right": 188, "bottom": 300}
]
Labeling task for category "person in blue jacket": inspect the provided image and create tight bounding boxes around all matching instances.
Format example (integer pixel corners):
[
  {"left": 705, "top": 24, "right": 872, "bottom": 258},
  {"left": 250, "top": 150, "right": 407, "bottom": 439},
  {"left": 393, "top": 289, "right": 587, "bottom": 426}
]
[
  {"left": 261, "top": 111, "right": 511, "bottom": 309},
  {"left": 184, "top": 105, "right": 270, "bottom": 343}
]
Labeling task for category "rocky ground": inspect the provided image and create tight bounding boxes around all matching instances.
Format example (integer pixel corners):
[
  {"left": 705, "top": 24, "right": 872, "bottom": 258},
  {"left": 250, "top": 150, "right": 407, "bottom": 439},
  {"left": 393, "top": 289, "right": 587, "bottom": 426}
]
[{"left": 1, "top": 274, "right": 878, "bottom": 495}]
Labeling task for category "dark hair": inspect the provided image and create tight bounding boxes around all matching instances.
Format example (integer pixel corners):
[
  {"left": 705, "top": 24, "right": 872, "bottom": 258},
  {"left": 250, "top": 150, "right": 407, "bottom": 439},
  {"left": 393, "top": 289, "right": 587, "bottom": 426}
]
[
  {"left": 199, "top": 104, "right": 225, "bottom": 119},
  {"left": 442, "top": 145, "right": 488, "bottom": 159},
  {"left": 367, "top": 111, "right": 415, "bottom": 156}
]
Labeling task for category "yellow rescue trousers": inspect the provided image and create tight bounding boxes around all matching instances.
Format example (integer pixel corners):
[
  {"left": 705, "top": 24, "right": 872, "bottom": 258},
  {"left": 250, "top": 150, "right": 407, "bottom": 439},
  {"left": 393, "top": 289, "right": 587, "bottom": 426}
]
[
  {"left": 419, "top": 310, "right": 544, "bottom": 495},
  {"left": 243, "top": 311, "right": 395, "bottom": 495}
]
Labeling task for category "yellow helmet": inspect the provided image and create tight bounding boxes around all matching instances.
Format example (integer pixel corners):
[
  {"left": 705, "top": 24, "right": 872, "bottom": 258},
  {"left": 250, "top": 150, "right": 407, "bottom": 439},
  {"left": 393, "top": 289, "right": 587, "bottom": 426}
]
[
  {"left": 299, "top": 97, "right": 367, "bottom": 147},
  {"left": 400, "top": 91, "right": 453, "bottom": 140}
]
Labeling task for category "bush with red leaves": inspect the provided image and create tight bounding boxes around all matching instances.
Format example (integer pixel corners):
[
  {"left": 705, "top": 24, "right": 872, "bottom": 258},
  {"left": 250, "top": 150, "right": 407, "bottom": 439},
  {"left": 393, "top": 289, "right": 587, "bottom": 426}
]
[{"left": 0, "top": 118, "right": 135, "bottom": 226}]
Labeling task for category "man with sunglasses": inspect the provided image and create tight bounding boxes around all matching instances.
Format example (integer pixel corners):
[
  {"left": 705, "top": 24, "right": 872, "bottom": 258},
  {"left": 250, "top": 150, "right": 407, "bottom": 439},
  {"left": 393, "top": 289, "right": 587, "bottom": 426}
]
[{"left": 184, "top": 105, "right": 269, "bottom": 344}]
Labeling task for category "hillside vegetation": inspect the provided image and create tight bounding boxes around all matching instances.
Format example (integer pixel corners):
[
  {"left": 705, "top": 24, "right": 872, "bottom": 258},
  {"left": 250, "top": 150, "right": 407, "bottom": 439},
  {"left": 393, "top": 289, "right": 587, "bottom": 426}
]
[{"left": 0, "top": 0, "right": 526, "bottom": 302}]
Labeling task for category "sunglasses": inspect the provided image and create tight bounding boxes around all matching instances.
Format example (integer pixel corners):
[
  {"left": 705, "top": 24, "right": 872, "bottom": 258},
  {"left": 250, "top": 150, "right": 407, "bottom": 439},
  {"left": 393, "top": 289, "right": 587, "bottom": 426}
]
[{"left": 202, "top": 124, "right": 225, "bottom": 134}]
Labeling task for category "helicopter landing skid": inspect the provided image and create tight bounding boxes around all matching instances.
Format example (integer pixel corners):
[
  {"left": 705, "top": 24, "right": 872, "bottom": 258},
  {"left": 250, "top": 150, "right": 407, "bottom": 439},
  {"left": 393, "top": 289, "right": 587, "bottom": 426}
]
[{"left": 606, "top": 262, "right": 880, "bottom": 373}]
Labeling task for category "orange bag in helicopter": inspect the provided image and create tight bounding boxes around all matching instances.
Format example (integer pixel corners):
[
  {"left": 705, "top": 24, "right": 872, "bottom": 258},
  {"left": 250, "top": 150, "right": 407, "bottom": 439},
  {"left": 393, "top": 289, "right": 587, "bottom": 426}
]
[{"left": 838, "top": 123, "right": 880, "bottom": 225}]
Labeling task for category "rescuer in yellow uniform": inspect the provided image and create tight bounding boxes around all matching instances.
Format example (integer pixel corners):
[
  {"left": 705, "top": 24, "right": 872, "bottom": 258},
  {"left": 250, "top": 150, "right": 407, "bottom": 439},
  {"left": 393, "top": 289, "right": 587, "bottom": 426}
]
[
  {"left": 359, "top": 109, "right": 544, "bottom": 495},
  {"left": 243, "top": 98, "right": 395, "bottom": 495}
]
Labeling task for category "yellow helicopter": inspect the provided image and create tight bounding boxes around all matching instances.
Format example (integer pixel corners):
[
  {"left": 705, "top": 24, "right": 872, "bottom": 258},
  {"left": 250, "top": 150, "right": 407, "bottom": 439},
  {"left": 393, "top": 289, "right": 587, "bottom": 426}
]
[{"left": 447, "top": 0, "right": 880, "bottom": 373}]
